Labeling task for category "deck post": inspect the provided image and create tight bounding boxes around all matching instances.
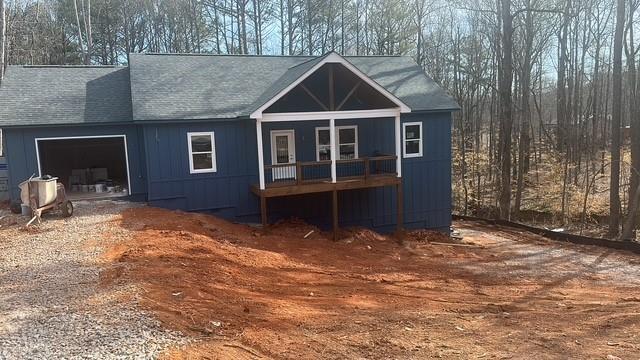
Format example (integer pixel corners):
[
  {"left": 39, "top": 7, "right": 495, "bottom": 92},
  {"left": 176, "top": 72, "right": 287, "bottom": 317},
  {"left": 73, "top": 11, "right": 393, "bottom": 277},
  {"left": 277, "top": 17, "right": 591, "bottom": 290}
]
[
  {"left": 256, "top": 118, "right": 266, "bottom": 190},
  {"left": 396, "top": 182, "right": 404, "bottom": 238},
  {"left": 395, "top": 113, "right": 402, "bottom": 177},
  {"left": 332, "top": 190, "right": 339, "bottom": 241},
  {"left": 260, "top": 195, "right": 268, "bottom": 231},
  {"left": 364, "top": 158, "right": 370, "bottom": 179},
  {"left": 330, "top": 118, "right": 337, "bottom": 183},
  {"left": 296, "top": 162, "right": 302, "bottom": 184}
]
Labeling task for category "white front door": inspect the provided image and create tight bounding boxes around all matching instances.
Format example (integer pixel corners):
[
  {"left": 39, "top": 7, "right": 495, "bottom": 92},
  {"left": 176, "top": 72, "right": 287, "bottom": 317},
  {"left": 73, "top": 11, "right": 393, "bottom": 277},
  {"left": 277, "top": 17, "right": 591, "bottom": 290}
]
[{"left": 270, "top": 130, "right": 296, "bottom": 180}]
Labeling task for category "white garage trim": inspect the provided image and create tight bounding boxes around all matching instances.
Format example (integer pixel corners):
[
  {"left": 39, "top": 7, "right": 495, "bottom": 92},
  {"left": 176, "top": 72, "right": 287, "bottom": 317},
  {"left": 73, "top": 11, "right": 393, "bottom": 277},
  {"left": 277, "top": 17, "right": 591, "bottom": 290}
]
[{"left": 34, "top": 135, "right": 132, "bottom": 196}]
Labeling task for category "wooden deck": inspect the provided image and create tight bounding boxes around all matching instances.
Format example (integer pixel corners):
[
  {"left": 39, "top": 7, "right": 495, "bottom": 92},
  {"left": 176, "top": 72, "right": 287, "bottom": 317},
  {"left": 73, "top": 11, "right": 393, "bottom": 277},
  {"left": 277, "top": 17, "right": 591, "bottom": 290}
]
[
  {"left": 252, "top": 155, "right": 403, "bottom": 239},
  {"left": 252, "top": 173, "right": 402, "bottom": 240},
  {"left": 250, "top": 174, "right": 401, "bottom": 198}
]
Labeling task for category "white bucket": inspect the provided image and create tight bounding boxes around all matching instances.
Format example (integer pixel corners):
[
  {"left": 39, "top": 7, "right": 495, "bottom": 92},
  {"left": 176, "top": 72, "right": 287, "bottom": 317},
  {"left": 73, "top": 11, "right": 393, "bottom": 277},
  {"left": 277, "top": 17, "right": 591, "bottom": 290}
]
[{"left": 95, "top": 184, "right": 106, "bottom": 193}]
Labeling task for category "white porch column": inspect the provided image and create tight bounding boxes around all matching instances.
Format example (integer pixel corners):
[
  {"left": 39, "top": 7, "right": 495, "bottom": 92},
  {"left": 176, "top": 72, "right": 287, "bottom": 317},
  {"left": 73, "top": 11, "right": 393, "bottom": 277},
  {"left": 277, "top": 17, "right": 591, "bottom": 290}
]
[
  {"left": 395, "top": 113, "right": 402, "bottom": 177},
  {"left": 330, "top": 117, "right": 337, "bottom": 183},
  {"left": 256, "top": 118, "right": 266, "bottom": 190}
]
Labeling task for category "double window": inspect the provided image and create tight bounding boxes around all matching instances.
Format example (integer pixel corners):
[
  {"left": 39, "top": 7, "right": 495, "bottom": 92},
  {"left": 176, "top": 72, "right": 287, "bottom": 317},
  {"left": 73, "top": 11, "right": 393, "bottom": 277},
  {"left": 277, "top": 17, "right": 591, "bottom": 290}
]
[
  {"left": 187, "top": 132, "right": 217, "bottom": 173},
  {"left": 403, "top": 122, "right": 423, "bottom": 158},
  {"left": 315, "top": 126, "right": 358, "bottom": 161}
]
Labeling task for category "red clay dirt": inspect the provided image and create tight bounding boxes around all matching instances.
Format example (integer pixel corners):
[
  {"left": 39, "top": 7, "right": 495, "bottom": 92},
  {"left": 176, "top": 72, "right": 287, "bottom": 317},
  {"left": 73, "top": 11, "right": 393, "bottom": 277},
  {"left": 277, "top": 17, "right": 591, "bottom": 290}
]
[{"left": 102, "top": 207, "right": 640, "bottom": 359}]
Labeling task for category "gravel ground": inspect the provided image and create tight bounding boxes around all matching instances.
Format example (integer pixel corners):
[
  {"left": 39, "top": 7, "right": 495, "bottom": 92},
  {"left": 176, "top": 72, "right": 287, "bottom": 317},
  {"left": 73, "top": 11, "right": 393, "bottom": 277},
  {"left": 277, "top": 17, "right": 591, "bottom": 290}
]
[
  {"left": 0, "top": 200, "right": 187, "bottom": 359},
  {"left": 458, "top": 226, "right": 640, "bottom": 285}
]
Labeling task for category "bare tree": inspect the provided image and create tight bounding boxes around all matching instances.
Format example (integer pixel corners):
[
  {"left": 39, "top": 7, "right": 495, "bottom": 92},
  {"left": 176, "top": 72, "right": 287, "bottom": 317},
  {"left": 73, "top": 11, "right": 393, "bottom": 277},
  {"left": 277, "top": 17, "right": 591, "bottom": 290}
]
[
  {"left": 609, "top": 0, "right": 624, "bottom": 237},
  {"left": 623, "top": 0, "right": 640, "bottom": 238},
  {"left": 498, "top": 0, "right": 514, "bottom": 220},
  {"left": 73, "top": 0, "right": 85, "bottom": 61},
  {"left": 0, "top": 0, "right": 5, "bottom": 81}
]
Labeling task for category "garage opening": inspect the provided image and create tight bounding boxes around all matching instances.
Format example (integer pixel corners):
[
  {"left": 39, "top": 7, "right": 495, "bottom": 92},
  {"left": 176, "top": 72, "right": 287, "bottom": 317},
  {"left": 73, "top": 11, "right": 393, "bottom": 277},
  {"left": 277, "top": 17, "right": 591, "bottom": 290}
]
[{"left": 36, "top": 136, "right": 130, "bottom": 200}]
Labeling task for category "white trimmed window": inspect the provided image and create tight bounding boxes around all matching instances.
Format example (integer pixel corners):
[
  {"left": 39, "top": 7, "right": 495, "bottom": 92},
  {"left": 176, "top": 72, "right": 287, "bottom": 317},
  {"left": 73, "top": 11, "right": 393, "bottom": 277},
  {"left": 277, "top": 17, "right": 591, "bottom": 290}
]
[
  {"left": 187, "top": 132, "right": 216, "bottom": 173},
  {"left": 403, "top": 122, "right": 423, "bottom": 158},
  {"left": 315, "top": 126, "right": 358, "bottom": 161}
]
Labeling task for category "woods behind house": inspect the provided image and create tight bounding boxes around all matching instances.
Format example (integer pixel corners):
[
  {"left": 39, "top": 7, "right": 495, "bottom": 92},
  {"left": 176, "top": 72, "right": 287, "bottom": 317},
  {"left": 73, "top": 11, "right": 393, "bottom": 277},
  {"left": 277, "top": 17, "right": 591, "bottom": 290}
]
[{"left": 1, "top": 0, "right": 639, "bottom": 238}]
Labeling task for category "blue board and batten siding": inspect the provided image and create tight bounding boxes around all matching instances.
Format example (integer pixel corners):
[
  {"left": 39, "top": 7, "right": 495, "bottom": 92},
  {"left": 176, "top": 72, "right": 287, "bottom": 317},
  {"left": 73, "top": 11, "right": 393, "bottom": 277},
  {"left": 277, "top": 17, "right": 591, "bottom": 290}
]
[
  {"left": 402, "top": 112, "right": 452, "bottom": 230},
  {"left": 4, "top": 125, "right": 148, "bottom": 201},
  {"left": 142, "top": 120, "right": 259, "bottom": 218},
  {"left": 4, "top": 112, "right": 451, "bottom": 232},
  {"left": 144, "top": 111, "right": 452, "bottom": 232}
]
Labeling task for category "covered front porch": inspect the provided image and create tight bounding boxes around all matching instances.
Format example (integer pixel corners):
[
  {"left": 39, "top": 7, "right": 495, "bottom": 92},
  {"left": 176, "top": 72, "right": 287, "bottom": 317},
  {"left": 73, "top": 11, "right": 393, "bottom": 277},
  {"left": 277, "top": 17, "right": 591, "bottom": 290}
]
[
  {"left": 252, "top": 110, "right": 405, "bottom": 239},
  {"left": 249, "top": 53, "right": 411, "bottom": 239}
]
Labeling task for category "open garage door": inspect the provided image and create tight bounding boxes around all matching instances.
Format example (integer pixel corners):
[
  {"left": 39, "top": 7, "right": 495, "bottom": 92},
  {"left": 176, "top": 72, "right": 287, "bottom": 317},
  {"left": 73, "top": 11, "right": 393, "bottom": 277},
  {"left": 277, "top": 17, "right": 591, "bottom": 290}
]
[{"left": 36, "top": 136, "right": 131, "bottom": 199}]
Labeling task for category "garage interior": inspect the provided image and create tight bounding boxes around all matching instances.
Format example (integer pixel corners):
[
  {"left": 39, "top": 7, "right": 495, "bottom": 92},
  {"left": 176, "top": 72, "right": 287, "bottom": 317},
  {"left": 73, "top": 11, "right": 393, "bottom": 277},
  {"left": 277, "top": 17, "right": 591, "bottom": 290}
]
[{"left": 37, "top": 137, "right": 130, "bottom": 200}]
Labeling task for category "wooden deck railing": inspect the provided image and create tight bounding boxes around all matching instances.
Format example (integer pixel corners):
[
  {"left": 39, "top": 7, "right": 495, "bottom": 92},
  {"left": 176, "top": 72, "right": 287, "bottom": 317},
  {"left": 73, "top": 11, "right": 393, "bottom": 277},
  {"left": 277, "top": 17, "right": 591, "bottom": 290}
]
[{"left": 264, "top": 155, "right": 397, "bottom": 187}]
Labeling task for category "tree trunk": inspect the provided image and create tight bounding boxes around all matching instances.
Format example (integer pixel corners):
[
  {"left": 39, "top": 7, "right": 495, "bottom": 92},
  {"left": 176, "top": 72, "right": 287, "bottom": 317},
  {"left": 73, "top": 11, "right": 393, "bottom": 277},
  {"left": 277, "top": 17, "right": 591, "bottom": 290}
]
[
  {"left": 280, "top": 0, "right": 285, "bottom": 55},
  {"left": 498, "top": 0, "right": 514, "bottom": 220},
  {"left": 306, "top": 0, "right": 313, "bottom": 55},
  {"left": 556, "top": 0, "right": 570, "bottom": 151},
  {"left": 74, "top": 0, "right": 85, "bottom": 62},
  {"left": 0, "top": 0, "right": 5, "bottom": 81},
  {"left": 609, "top": 0, "right": 625, "bottom": 237},
  {"left": 625, "top": 0, "right": 640, "bottom": 239},
  {"left": 514, "top": 4, "right": 533, "bottom": 215},
  {"left": 85, "top": 0, "right": 92, "bottom": 64},
  {"left": 621, "top": 183, "right": 640, "bottom": 240}
]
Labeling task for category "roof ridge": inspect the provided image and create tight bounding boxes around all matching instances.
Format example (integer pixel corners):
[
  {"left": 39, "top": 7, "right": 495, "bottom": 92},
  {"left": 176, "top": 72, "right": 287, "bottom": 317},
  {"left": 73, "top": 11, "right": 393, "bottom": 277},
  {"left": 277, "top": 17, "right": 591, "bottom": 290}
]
[{"left": 287, "top": 52, "right": 333, "bottom": 69}]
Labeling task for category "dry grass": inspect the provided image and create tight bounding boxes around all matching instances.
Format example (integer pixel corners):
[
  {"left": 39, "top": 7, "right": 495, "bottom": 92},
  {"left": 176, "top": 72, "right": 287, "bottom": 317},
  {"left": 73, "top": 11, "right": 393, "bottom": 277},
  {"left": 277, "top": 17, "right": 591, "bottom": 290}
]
[{"left": 453, "top": 141, "right": 634, "bottom": 229}]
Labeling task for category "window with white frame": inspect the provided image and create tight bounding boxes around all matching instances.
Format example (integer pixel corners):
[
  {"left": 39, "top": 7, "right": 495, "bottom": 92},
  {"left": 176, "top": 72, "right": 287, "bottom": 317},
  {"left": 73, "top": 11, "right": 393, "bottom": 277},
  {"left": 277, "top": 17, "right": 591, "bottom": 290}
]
[
  {"left": 187, "top": 132, "right": 216, "bottom": 173},
  {"left": 315, "top": 126, "right": 358, "bottom": 161},
  {"left": 403, "top": 122, "right": 423, "bottom": 158}
]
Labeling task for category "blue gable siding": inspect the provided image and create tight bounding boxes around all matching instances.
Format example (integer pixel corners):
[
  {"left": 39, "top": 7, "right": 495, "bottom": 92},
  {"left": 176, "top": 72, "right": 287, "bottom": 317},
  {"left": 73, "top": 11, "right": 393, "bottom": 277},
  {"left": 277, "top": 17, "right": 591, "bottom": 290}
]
[{"left": 4, "top": 125, "right": 147, "bottom": 202}]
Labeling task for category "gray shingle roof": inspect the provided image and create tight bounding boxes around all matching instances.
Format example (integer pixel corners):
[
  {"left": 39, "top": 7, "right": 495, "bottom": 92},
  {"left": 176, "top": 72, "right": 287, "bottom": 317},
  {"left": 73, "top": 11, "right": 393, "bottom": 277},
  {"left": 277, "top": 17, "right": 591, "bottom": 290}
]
[
  {"left": 130, "top": 53, "right": 459, "bottom": 121},
  {"left": 0, "top": 53, "right": 459, "bottom": 127},
  {"left": 0, "top": 66, "right": 132, "bottom": 127},
  {"left": 347, "top": 56, "right": 460, "bottom": 113},
  {"left": 129, "top": 53, "right": 305, "bottom": 121}
]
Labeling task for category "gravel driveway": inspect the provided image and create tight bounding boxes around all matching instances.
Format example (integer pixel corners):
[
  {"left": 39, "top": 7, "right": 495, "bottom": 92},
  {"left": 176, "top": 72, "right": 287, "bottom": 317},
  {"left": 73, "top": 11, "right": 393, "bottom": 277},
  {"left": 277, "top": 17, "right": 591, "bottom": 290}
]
[{"left": 0, "top": 200, "right": 186, "bottom": 359}]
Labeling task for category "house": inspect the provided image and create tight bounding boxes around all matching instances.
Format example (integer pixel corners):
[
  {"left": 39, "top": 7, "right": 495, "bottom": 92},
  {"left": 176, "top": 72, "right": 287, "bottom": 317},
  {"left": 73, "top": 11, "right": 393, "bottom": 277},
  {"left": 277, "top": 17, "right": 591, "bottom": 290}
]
[{"left": 0, "top": 52, "right": 459, "bottom": 236}]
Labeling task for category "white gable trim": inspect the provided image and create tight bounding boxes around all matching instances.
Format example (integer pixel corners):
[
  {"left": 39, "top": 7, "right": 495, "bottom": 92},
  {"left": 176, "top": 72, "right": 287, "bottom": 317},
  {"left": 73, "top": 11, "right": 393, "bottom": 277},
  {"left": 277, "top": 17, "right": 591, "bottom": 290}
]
[
  {"left": 261, "top": 109, "right": 400, "bottom": 122},
  {"left": 250, "top": 52, "right": 411, "bottom": 119}
]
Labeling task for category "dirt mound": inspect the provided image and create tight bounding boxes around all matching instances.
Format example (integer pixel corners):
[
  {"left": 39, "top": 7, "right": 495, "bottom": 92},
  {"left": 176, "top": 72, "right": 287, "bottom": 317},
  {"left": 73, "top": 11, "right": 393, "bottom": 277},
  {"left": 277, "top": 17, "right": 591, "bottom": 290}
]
[
  {"left": 406, "top": 228, "right": 452, "bottom": 243},
  {"left": 102, "top": 208, "right": 640, "bottom": 359},
  {"left": 269, "top": 217, "right": 323, "bottom": 239}
]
